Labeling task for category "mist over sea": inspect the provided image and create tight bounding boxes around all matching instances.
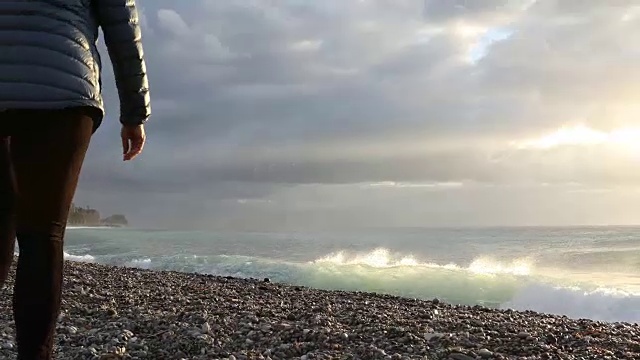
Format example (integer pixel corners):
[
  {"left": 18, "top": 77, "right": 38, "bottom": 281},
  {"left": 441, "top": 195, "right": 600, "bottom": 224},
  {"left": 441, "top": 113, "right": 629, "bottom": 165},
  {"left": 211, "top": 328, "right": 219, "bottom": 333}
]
[{"left": 63, "top": 226, "right": 640, "bottom": 324}]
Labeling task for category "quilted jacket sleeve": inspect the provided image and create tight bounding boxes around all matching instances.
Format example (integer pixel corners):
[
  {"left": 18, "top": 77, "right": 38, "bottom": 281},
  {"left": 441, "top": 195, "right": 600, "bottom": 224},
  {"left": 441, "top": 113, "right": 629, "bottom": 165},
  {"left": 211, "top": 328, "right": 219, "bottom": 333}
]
[{"left": 94, "top": 0, "right": 150, "bottom": 126}]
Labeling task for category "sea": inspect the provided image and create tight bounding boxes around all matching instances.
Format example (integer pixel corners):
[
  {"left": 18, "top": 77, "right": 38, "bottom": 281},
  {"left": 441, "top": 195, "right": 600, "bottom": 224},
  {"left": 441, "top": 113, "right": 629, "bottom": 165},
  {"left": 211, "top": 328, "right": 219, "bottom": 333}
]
[{"left": 62, "top": 226, "right": 640, "bottom": 324}]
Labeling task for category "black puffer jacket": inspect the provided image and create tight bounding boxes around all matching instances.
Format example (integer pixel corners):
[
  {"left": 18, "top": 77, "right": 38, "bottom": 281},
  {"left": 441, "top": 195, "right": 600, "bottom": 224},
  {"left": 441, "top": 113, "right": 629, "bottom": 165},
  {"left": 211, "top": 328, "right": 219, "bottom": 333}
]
[{"left": 0, "top": 0, "right": 151, "bottom": 128}]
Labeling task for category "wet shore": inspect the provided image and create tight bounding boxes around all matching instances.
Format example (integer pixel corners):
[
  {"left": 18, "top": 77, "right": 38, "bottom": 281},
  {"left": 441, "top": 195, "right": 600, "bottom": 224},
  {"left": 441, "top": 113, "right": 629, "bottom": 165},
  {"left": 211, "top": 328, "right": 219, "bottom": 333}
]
[{"left": 0, "top": 260, "right": 638, "bottom": 359}]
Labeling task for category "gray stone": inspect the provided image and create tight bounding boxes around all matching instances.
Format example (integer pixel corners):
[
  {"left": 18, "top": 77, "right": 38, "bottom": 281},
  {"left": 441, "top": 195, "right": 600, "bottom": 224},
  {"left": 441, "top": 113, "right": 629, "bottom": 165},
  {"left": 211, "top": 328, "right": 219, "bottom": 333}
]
[
  {"left": 449, "top": 353, "right": 475, "bottom": 360},
  {"left": 477, "top": 348, "right": 493, "bottom": 358}
]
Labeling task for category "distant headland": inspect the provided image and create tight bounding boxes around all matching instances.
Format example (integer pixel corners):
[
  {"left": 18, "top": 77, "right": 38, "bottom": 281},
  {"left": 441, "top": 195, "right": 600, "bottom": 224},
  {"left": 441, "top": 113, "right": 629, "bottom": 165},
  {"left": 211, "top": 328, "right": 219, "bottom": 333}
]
[{"left": 68, "top": 203, "right": 129, "bottom": 227}]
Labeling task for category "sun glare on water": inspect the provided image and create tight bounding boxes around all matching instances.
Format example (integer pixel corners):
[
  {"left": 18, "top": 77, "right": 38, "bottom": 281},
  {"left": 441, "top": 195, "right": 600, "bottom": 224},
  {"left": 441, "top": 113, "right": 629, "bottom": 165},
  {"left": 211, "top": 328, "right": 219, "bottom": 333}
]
[
  {"left": 467, "top": 258, "right": 532, "bottom": 276},
  {"left": 515, "top": 125, "right": 640, "bottom": 151},
  {"left": 313, "top": 249, "right": 532, "bottom": 276},
  {"left": 315, "top": 248, "right": 420, "bottom": 268}
]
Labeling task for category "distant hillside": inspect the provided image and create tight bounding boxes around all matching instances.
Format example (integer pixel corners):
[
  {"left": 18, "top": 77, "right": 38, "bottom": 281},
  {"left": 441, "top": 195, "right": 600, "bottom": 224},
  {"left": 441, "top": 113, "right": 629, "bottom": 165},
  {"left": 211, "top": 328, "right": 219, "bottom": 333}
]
[{"left": 68, "top": 203, "right": 129, "bottom": 227}]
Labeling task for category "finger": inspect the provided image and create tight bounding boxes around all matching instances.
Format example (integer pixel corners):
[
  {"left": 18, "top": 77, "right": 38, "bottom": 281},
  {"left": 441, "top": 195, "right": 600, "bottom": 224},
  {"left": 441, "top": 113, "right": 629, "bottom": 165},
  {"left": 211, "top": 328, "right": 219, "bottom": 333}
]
[
  {"left": 124, "top": 136, "right": 145, "bottom": 161},
  {"left": 121, "top": 136, "right": 130, "bottom": 157},
  {"left": 130, "top": 136, "right": 144, "bottom": 158}
]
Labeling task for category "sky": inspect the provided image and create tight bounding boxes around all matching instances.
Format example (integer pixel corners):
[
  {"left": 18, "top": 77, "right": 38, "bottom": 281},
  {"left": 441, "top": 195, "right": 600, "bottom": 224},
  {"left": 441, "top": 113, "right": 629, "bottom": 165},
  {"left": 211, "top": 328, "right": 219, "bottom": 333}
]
[{"left": 75, "top": 0, "right": 640, "bottom": 230}]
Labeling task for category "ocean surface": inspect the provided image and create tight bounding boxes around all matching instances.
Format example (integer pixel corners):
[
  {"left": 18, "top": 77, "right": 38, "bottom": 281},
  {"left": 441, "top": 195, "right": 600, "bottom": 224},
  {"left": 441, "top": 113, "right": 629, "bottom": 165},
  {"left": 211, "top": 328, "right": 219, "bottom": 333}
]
[{"left": 62, "top": 226, "right": 640, "bottom": 324}]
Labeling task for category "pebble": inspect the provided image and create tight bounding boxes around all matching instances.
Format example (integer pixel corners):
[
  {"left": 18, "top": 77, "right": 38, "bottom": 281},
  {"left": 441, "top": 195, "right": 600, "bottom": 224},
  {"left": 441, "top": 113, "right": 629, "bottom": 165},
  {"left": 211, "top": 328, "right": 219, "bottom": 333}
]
[
  {"left": 201, "top": 322, "right": 210, "bottom": 334},
  {"left": 477, "top": 348, "right": 493, "bottom": 358},
  {"left": 425, "top": 332, "right": 446, "bottom": 341},
  {"left": 0, "top": 259, "right": 637, "bottom": 360},
  {"left": 449, "top": 353, "right": 475, "bottom": 360}
]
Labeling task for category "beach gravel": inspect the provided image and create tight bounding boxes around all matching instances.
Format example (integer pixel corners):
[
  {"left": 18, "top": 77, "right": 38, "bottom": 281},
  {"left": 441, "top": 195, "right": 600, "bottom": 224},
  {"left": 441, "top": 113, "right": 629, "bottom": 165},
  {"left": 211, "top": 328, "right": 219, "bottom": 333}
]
[{"left": 0, "top": 260, "right": 638, "bottom": 359}]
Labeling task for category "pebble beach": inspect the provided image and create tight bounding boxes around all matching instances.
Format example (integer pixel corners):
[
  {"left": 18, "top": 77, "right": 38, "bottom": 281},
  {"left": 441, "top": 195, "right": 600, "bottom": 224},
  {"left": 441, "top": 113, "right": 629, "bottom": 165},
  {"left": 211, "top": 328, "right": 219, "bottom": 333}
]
[{"left": 0, "top": 260, "right": 638, "bottom": 360}]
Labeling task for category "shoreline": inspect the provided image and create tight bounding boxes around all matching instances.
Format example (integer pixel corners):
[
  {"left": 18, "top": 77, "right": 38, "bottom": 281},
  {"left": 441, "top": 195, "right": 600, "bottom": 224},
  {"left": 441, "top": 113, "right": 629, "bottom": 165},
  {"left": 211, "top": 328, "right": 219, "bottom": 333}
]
[
  {"left": 66, "top": 225, "right": 125, "bottom": 229},
  {"left": 0, "top": 261, "right": 638, "bottom": 359}
]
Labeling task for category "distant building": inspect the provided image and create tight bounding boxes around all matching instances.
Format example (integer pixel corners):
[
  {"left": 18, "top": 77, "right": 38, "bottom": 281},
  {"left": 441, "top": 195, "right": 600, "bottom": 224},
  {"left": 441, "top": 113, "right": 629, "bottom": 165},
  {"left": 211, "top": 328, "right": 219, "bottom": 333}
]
[{"left": 68, "top": 203, "right": 129, "bottom": 227}]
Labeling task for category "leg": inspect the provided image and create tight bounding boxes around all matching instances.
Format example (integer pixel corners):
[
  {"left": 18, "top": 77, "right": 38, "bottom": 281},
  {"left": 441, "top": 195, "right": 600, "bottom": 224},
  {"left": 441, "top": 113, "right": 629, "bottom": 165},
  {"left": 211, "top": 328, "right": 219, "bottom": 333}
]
[
  {"left": 10, "top": 109, "right": 93, "bottom": 360},
  {"left": 0, "top": 136, "right": 16, "bottom": 285}
]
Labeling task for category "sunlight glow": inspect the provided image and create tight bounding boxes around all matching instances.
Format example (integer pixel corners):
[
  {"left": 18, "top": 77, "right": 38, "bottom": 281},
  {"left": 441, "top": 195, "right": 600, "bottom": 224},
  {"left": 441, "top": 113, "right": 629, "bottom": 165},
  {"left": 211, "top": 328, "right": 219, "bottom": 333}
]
[
  {"left": 514, "top": 125, "right": 640, "bottom": 150},
  {"left": 454, "top": 22, "right": 487, "bottom": 39}
]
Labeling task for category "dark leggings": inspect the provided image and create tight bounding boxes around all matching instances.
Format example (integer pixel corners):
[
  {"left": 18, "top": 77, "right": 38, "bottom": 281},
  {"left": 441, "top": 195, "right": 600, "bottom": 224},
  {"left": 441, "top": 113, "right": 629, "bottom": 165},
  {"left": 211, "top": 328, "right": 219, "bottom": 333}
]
[{"left": 0, "top": 108, "right": 93, "bottom": 360}]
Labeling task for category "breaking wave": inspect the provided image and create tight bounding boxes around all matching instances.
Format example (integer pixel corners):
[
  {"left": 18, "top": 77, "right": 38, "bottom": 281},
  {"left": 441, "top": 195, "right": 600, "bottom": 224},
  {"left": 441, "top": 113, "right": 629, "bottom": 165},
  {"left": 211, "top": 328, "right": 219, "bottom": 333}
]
[{"left": 63, "top": 247, "right": 640, "bottom": 323}]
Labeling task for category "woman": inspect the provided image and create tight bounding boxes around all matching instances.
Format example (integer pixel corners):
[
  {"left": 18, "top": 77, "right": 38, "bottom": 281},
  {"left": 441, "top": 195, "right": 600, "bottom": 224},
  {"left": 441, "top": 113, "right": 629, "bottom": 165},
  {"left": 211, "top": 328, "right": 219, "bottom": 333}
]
[{"left": 0, "top": 0, "right": 151, "bottom": 358}]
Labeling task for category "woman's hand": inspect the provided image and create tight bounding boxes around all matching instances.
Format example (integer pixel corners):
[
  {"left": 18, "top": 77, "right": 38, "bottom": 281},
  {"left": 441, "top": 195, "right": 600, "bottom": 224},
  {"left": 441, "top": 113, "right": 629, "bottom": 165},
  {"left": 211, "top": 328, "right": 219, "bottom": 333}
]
[{"left": 121, "top": 124, "right": 146, "bottom": 161}]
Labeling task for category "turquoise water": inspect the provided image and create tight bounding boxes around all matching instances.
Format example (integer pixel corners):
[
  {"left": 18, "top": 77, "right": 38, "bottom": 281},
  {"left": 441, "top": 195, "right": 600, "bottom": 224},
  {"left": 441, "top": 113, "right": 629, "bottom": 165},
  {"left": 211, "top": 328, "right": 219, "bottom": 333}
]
[{"left": 63, "top": 226, "right": 640, "bottom": 323}]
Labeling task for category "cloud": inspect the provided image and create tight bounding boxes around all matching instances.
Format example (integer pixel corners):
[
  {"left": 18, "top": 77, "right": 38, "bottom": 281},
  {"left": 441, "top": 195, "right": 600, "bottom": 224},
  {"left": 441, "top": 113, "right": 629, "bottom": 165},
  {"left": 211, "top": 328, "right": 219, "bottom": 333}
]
[{"left": 76, "top": 0, "right": 640, "bottom": 228}]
